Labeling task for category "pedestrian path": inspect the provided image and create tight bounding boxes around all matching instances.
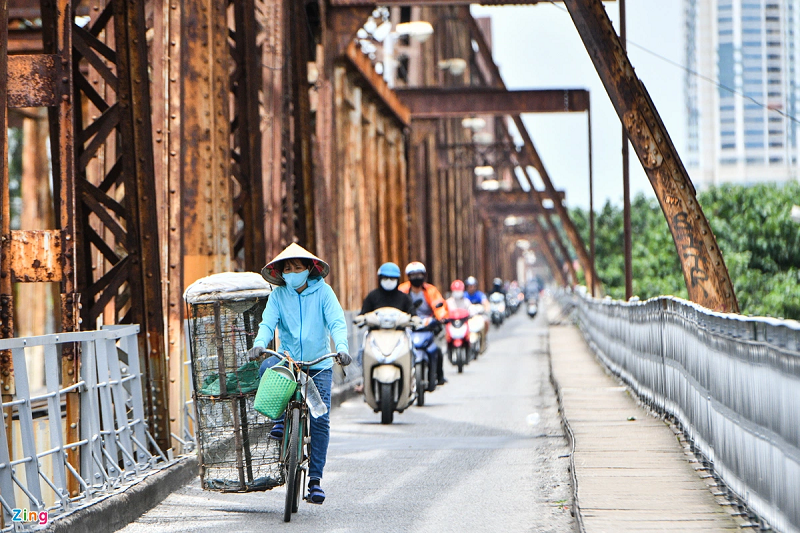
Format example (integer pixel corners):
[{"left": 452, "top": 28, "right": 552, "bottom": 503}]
[{"left": 549, "top": 323, "right": 743, "bottom": 532}]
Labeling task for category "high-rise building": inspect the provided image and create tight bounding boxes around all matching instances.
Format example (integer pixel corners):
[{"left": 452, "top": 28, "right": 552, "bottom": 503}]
[{"left": 684, "top": 0, "right": 800, "bottom": 187}]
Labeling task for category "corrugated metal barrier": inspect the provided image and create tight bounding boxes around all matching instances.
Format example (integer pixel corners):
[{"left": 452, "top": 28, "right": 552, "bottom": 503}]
[{"left": 562, "top": 291, "right": 800, "bottom": 533}]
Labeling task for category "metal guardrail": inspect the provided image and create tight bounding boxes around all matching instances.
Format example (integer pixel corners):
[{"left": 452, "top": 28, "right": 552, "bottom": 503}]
[
  {"left": 562, "top": 290, "right": 800, "bottom": 533},
  {"left": 0, "top": 325, "right": 168, "bottom": 531}
]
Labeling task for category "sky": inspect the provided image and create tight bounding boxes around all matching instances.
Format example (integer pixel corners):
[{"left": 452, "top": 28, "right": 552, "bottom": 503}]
[{"left": 470, "top": 2, "right": 689, "bottom": 210}]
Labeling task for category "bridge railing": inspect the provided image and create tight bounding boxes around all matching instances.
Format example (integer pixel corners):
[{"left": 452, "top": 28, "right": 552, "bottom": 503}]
[
  {"left": 561, "top": 290, "right": 800, "bottom": 533},
  {"left": 0, "top": 325, "right": 168, "bottom": 531}
]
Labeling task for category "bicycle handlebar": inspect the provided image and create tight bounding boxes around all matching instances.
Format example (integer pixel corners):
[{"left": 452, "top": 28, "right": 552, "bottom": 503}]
[{"left": 260, "top": 349, "right": 340, "bottom": 368}]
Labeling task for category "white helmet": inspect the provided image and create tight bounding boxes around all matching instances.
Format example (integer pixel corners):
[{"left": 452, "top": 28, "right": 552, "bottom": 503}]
[{"left": 405, "top": 261, "right": 426, "bottom": 276}]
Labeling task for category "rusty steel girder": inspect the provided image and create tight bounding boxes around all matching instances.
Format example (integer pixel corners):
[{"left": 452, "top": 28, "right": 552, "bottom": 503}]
[
  {"left": 395, "top": 88, "right": 590, "bottom": 118},
  {"left": 230, "top": 0, "right": 266, "bottom": 271},
  {"left": 330, "top": 0, "right": 611, "bottom": 5},
  {"left": 64, "top": 0, "right": 169, "bottom": 449},
  {"left": 466, "top": 14, "right": 599, "bottom": 293},
  {"left": 564, "top": 0, "right": 738, "bottom": 312}
]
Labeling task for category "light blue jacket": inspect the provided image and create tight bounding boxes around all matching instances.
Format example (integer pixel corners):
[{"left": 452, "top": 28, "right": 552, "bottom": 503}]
[{"left": 253, "top": 277, "right": 349, "bottom": 370}]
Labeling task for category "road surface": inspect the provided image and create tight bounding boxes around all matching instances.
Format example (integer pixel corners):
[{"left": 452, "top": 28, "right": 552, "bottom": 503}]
[{"left": 120, "top": 308, "right": 574, "bottom": 532}]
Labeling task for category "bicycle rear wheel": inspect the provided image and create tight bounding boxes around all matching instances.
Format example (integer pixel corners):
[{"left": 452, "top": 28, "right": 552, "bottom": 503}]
[{"left": 283, "top": 407, "right": 301, "bottom": 522}]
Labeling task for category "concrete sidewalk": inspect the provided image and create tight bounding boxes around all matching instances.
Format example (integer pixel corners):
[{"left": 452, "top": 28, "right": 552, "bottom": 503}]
[{"left": 549, "top": 323, "right": 745, "bottom": 532}]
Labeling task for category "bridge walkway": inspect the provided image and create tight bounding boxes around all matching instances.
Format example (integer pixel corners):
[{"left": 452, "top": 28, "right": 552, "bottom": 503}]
[{"left": 549, "top": 319, "right": 747, "bottom": 532}]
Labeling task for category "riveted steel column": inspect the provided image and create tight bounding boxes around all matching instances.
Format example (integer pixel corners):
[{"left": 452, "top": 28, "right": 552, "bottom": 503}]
[
  {"left": 564, "top": 0, "right": 738, "bottom": 312},
  {"left": 181, "top": 0, "right": 232, "bottom": 285},
  {"left": 115, "top": 0, "right": 170, "bottom": 451}
]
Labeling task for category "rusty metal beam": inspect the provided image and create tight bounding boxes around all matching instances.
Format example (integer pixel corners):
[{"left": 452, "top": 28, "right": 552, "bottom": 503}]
[
  {"left": 115, "top": 0, "right": 170, "bottom": 449},
  {"left": 479, "top": 203, "right": 554, "bottom": 217},
  {"left": 9, "top": 230, "right": 62, "bottom": 282},
  {"left": 331, "top": 0, "right": 613, "bottom": 5},
  {"left": 467, "top": 13, "right": 599, "bottom": 293},
  {"left": 345, "top": 42, "right": 411, "bottom": 126},
  {"left": 564, "top": 0, "right": 737, "bottom": 312},
  {"left": 7, "top": 55, "right": 60, "bottom": 107},
  {"left": 476, "top": 189, "right": 565, "bottom": 205},
  {"left": 230, "top": 0, "right": 266, "bottom": 271},
  {"left": 396, "top": 88, "right": 589, "bottom": 118},
  {"left": 40, "top": 0, "right": 80, "bottom": 495}
]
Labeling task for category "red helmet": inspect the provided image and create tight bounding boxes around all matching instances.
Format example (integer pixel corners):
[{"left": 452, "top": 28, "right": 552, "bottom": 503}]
[{"left": 450, "top": 279, "right": 465, "bottom": 291}]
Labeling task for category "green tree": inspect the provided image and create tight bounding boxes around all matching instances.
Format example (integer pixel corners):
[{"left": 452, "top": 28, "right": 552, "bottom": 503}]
[{"left": 568, "top": 183, "right": 800, "bottom": 320}]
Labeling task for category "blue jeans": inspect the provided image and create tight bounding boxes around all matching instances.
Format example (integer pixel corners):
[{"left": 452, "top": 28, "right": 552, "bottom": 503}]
[{"left": 259, "top": 357, "right": 333, "bottom": 481}]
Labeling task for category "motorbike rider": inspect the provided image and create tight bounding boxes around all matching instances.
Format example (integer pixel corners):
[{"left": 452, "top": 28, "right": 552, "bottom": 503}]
[
  {"left": 399, "top": 262, "right": 449, "bottom": 385},
  {"left": 360, "top": 262, "right": 415, "bottom": 315},
  {"left": 489, "top": 277, "right": 506, "bottom": 297},
  {"left": 247, "top": 243, "right": 351, "bottom": 505},
  {"left": 446, "top": 279, "right": 471, "bottom": 311},
  {"left": 464, "top": 276, "right": 489, "bottom": 307}
]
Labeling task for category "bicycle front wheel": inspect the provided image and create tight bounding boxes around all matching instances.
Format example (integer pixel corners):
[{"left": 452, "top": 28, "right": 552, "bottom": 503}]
[{"left": 283, "top": 407, "right": 301, "bottom": 522}]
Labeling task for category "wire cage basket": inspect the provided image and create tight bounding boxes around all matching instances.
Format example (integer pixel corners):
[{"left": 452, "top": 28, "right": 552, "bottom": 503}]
[{"left": 184, "top": 272, "right": 283, "bottom": 492}]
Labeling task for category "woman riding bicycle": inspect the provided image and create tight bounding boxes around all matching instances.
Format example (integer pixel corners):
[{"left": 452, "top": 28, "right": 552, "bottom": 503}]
[{"left": 247, "top": 243, "right": 351, "bottom": 505}]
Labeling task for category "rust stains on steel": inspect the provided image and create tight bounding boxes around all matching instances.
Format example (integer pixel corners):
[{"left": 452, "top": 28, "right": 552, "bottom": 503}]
[
  {"left": 467, "top": 13, "right": 600, "bottom": 294},
  {"left": 9, "top": 230, "right": 62, "bottom": 282},
  {"left": 39, "top": 0, "right": 80, "bottom": 496},
  {"left": 115, "top": 0, "right": 170, "bottom": 449},
  {"left": 180, "top": 0, "right": 232, "bottom": 283},
  {"left": 6, "top": 55, "right": 60, "bottom": 108},
  {"left": 345, "top": 42, "right": 411, "bottom": 126},
  {"left": 395, "top": 88, "right": 590, "bottom": 118},
  {"left": 564, "top": 0, "right": 738, "bottom": 312},
  {"left": 330, "top": 0, "right": 586, "bottom": 5},
  {"left": 476, "top": 189, "right": 565, "bottom": 205},
  {"left": 230, "top": 0, "right": 266, "bottom": 271},
  {"left": 331, "top": 64, "right": 410, "bottom": 309},
  {"left": 1, "top": 0, "right": 13, "bottom": 404}
]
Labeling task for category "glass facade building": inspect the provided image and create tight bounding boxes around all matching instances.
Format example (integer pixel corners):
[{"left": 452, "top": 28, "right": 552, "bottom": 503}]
[{"left": 684, "top": 0, "right": 799, "bottom": 186}]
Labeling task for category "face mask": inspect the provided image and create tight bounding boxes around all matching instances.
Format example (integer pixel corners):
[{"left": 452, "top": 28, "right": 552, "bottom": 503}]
[
  {"left": 380, "top": 278, "right": 398, "bottom": 291},
  {"left": 410, "top": 278, "right": 424, "bottom": 288},
  {"left": 283, "top": 270, "right": 310, "bottom": 289},
  {"left": 452, "top": 290, "right": 464, "bottom": 299}
]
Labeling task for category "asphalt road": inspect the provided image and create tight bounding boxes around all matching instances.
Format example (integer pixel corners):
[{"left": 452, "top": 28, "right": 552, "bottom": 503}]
[{"left": 120, "top": 307, "right": 575, "bottom": 533}]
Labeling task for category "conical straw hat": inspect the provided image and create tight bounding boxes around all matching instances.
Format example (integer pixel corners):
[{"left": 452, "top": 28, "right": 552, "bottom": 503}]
[{"left": 260, "top": 242, "right": 330, "bottom": 286}]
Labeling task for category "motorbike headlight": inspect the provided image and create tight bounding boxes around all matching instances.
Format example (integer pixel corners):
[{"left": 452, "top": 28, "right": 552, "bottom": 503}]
[
  {"left": 384, "top": 339, "right": 406, "bottom": 364},
  {"left": 369, "top": 336, "right": 386, "bottom": 363}
]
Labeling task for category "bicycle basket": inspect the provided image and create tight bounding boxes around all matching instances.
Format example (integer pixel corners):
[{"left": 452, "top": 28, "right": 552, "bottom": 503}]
[{"left": 254, "top": 366, "right": 298, "bottom": 420}]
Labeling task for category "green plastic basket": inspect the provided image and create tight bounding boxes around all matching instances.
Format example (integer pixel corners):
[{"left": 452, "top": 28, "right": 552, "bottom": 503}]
[{"left": 254, "top": 367, "right": 297, "bottom": 420}]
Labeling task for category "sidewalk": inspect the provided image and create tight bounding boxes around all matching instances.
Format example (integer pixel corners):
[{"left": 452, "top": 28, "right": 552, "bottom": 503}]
[{"left": 549, "top": 323, "right": 744, "bottom": 532}]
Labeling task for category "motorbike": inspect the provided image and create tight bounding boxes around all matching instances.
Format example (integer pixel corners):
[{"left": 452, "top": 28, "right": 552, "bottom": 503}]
[
  {"left": 410, "top": 317, "right": 443, "bottom": 406},
  {"left": 356, "top": 307, "right": 421, "bottom": 424},
  {"left": 468, "top": 304, "right": 488, "bottom": 359},
  {"left": 489, "top": 292, "right": 506, "bottom": 326},
  {"left": 445, "top": 307, "right": 471, "bottom": 373},
  {"left": 527, "top": 297, "right": 539, "bottom": 318},
  {"left": 506, "top": 290, "right": 522, "bottom": 315}
]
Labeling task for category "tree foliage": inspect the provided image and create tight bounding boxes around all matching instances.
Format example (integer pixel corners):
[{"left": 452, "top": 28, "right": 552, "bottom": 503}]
[{"left": 569, "top": 182, "right": 800, "bottom": 320}]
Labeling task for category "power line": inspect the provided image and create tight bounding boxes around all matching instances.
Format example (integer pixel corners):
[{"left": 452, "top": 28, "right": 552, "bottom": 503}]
[{"left": 545, "top": 1, "right": 800, "bottom": 125}]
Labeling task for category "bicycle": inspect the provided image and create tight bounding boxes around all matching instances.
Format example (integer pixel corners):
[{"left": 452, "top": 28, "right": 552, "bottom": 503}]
[{"left": 258, "top": 349, "right": 341, "bottom": 522}]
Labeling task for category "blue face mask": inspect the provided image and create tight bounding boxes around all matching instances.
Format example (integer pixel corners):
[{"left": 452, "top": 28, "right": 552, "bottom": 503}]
[{"left": 283, "top": 270, "right": 310, "bottom": 289}]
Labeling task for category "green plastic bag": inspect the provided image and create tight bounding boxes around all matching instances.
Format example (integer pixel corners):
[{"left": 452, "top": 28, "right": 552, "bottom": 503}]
[
  {"left": 199, "top": 360, "right": 261, "bottom": 396},
  {"left": 254, "top": 367, "right": 297, "bottom": 420}
]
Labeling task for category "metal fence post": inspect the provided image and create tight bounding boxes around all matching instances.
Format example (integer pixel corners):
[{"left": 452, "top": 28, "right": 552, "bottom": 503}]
[
  {"left": 94, "top": 338, "right": 121, "bottom": 483},
  {"left": 10, "top": 347, "right": 44, "bottom": 511},
  {"left": 80, "top": 340, "right": 102, "bottom": 496},
  {"left": 119, "top": 330, "right": 148, "bottom": 465},
  {"left": 43, "top": 343, "right": 70, "bottom": 509}
]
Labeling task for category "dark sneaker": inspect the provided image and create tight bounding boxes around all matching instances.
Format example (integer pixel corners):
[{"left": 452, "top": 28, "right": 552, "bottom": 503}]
[
  {"left": 307, "top": 482, "right": 325, "bottom": 504},
  {"left": 438, "top": 377, "right": 448, "bottom": 385},
  {"left": 269, "top": 422, "right": 284, "bottom": 441}
]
